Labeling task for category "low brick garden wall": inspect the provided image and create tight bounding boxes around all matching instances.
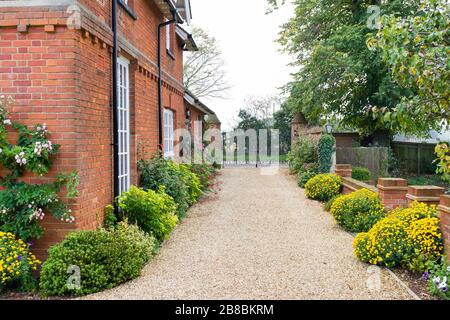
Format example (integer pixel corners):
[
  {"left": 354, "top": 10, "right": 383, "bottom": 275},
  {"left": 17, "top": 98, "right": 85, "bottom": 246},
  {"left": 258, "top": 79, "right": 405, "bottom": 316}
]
[{"left": 337, "top": 164, "right": 449, "bottom": 261}]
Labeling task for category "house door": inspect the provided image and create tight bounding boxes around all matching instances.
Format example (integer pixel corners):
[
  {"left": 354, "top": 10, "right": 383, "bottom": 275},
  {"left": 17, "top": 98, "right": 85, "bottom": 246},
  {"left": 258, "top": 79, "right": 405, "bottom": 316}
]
[
  {"left": 117, "top": 56, "right": 131, "bottom": 194},
  {"left": 164, "top": 108, "right": 174, "bottom": 158}
]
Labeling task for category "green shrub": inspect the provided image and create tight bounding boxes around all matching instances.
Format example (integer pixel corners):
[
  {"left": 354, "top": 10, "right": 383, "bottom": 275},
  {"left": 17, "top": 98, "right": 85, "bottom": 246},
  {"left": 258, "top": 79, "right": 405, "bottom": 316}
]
[
  {"left": 103, "top": 205, "right": 117, "bottom": 230},
  {"left": 138, "top": 156, "right": 202, "bottom": 217},
  {"left": 117, "top": 186, "right": 178, "bottom": 242},
  {"left": 288, "top": 135, "right": 319, "bottom": 174},
  {"left": 352, "top": 167, "right": 371, "bottom": 181},
  {"left": 318, "top": 134, "right": 336, "bottom": 173},
  {"left": 297, "top": 170, "right": 318, "bottom": 188},
  {"left": 330, "top": 189, "right": 386, "bottom": 232},
  {"left": 305, "top": 174, "right": 342, "bottom": 202},
  {"left": 188, "top": 163, "right": 217, "bottom": 190},
  {"left": 39, "top": 222, "right": 155, "bottom": 296},
  {"left": 323, "top": 195, "right": 339, "bottom": 212},
  {"left": 177, "top": 163, "right": 202, "bottom": 205}
]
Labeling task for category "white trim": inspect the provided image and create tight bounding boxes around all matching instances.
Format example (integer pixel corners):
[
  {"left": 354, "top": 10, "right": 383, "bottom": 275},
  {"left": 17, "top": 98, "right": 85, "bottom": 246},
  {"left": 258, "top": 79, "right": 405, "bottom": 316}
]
[
  {"left": 0, "top": 0, "right": 74, "bottom": 7},
  {"left": 165, "top": 19, "right": 172, "bottom": 52},
  {"left": 164, "top": 108, "right": 175, "bottom": 158},
  {"left": 117, "top": 56, "right": 131, "bottom": 195}
]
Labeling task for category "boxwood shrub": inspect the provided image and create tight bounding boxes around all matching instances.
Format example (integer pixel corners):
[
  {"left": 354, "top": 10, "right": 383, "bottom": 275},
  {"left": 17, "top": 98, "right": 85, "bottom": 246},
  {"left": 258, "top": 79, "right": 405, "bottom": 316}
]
[
  {"left": 117, "top": 186, "right": 178, "bottom": 242},
  {"left": 330, "top": 189, "right": 386, "bottom": 232},
  {"left": 39, "top": 222, "right": 155, "bottom": 296},
  {"left": 138, "top": 156, "right": 202, "bottom": 218},
  {"left": 305, "top": 174, "right": 342, "bottom": 202},
  {"left": 352, "top": 167, "right": 371, "bottom": 181},
  {"left": 297, "top": 170, "right": 318, "bottom": 188}
]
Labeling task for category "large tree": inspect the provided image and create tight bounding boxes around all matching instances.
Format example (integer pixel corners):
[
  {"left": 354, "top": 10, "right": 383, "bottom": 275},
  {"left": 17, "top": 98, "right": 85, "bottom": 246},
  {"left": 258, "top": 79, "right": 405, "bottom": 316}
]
[
  {"left": 371, "top": 0, "right": 449, "bottom": 136},
  {"left": 184, "top": 27, "right": 230, "bottom": 99},
  {"left": 268, "top": 0, "right": 420, "bottom": 137}
]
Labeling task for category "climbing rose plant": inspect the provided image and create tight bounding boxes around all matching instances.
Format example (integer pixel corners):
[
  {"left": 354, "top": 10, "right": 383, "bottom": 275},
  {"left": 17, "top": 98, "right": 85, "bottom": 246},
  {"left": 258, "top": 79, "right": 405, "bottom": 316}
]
[{"left": 0, "top": 96, "right": 78, "bottom": 241}]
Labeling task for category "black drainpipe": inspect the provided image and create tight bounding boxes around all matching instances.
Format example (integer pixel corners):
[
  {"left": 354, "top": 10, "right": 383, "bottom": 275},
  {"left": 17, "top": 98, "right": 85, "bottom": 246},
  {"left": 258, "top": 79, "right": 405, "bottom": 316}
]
[
  {"left": 112, "top": 0, "right": 120, "bottom": 205},
  {"left": 157, "top": 10, "right": 178, "bottom": 153}
]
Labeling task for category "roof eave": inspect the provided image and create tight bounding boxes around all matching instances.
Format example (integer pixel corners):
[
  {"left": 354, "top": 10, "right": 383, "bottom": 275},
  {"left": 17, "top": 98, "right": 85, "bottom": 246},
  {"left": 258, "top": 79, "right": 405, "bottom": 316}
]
[{"left": 154, "top": 0, "right": 184, "bottom": 23}]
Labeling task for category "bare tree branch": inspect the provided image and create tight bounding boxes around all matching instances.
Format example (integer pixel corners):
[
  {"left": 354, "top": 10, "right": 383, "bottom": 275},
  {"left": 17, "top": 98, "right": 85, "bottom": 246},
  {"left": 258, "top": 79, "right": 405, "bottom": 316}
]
[{"left": 184, "top": 27, "right": 231, "bottom": 99}]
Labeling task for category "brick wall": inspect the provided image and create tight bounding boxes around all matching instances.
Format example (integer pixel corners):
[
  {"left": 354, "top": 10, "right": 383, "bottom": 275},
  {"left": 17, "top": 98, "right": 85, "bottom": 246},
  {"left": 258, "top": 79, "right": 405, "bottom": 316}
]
[
  {"left": 0, "top": 1, "right": 187, "bottom": 259},
  {"left": 336, "top": 165, "right": 450, "bottom": 261},
  {"left": 439, "top": 195, "right": 450, "bottom": 261}
]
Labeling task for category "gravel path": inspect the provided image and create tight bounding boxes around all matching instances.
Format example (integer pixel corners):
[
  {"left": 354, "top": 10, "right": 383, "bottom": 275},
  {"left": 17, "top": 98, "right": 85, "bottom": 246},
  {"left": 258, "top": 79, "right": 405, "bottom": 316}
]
[{"left": 86, "top": 168, "right": 413, "bottom": 300}]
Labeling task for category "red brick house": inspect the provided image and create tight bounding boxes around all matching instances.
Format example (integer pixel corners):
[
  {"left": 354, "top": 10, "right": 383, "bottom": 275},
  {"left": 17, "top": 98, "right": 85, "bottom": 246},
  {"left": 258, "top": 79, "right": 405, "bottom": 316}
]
[
  {"left": 0, "top": 0, "right": 199, "bottom": 258},
  {"left": 184, "top": 89, "right": 221, "bottom": 147}
]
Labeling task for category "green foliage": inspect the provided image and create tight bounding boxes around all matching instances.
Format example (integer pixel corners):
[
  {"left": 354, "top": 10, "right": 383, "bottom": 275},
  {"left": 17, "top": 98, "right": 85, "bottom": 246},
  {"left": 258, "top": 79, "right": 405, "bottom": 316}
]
[
  {"left": 270, "top": 0, "right": 419, "bottom": 135},
  {"left": 318, "top": 134, "right": 335, "bottom": 173},
  {"left": 387, "top": 147, "right": 401, "bottom": 177},
  {"left": 0, "top": 97, "right": 78, "bottom": 242},
  {"left": 426, "top": 258, "right": 450, "bottom": 300},
  {"left": 0, "top": 101, "right": 60, "bottom": 178},
  {"left": 103, "top": 205, "right": 117, "bottom": 230},
  {"left": 288, "top": 135, "right": 319, "bottom": 174},
  {"left": 236, "top": 109, "right": 267, "bottom": 132},
  {"left": 177, "top": 163, "right": 203, "bottom": 206},
  {"left": 353, "top": 202, "right": 443, "bottom": 271},
  {"left": 117, "top": 186, "right": 178, "bottom": 242},
  {"left": 371, "top": 0, "right": 449, "bottom": 136},
  {"left": 330, "top": 189, "right": 386, "bottom": 233},
  {"left": 188, "top": 163, "right": 218, "bottom": 191},
  {"left": 305, "top": 174, "right": 342, "bottom": 202},
  {"left": 297, "top": 170, "right": 318, "bottom": 189},
  {"left": 0, "top": 179, "right": 76, "bottom": 241},
  {"left": 39, "top": 222, "right": 155, "bottom": 297},
  {"left": 323, "top": 195, "right": 339, "bottom": 212},
  {"left": 138, "top": 155, "right": 202, "bottom": 218},
  {"left": 352, "top": 167, "right": 371, "bottom": 181},
  {"left": 435, "top": 143, "right": 450, "bottom": 188},
  {"left": 273, "top": 105, "right": 293, "bottom": 155}
]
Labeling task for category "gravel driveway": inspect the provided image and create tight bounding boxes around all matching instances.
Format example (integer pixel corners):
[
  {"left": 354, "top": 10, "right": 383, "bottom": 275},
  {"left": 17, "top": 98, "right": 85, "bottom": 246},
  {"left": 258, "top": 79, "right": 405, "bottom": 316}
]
[{"left": 86, "top": 168, "right": 414, "bottom": 300}]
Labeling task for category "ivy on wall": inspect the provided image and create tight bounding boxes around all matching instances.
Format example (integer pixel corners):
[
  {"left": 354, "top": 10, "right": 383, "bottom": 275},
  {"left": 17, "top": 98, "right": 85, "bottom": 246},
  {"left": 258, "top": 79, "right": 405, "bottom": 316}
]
[
  {"left": 318, "top": 134, "right": 336, "bottom": 174},
  {"left": 0, "top": 96, "right": 78, "bottom": 241}
]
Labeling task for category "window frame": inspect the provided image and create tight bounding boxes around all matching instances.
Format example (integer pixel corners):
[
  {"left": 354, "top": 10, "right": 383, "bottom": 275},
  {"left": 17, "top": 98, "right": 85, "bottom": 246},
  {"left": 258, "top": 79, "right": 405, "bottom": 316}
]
[
  {"left": 117, "top": 56, "right": 131, "bottom": 195},
  {"left": 164, "top": 108, "right": 175, "bottom": 159}
]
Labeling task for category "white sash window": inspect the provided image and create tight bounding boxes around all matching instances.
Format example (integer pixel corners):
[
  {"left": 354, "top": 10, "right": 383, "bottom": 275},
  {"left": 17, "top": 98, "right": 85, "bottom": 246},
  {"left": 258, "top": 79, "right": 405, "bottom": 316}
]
[
  {"left": 117, "top": 56, "right": 131, "bottom": 194},
  {"left": 164, "top": 108, "right": 174, "bottom": 158}
]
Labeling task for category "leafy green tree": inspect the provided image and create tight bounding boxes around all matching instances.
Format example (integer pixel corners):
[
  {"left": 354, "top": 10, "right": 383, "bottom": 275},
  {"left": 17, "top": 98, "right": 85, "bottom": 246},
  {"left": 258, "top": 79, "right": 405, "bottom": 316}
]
[
  {"left": 236, "top": 109, "right": 267, "bottom": 132},
  {"left": 370, "top": 0, "right": 449, "bottom": 136},
  {"left": 273, "top": 105, "right": 292, "bottom": 155},
  {"left": 268, "top": 0, "right": 419, "bottom": 137}
]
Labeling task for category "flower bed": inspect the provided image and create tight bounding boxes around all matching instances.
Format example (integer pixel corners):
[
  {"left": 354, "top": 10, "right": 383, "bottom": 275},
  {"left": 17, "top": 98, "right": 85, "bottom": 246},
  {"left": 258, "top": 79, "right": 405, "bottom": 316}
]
[
  {"left": 305, "top": 174, "right": 343, "bottom": 202},
  {"left": 34, "top": 157, "right": 219, "bottom": 297},
  {"left": 0, "top": 232, "right": 40, "bottom": 293},
  {"left": 293, "top": 160, "right": 448, "bottom": 300}
]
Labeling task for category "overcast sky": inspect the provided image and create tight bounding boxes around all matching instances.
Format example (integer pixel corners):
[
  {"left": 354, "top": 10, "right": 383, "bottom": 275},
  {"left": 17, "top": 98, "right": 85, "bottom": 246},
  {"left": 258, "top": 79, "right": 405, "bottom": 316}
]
[{"left": 188, "top": 0, "right": 295, "bottom": 131}]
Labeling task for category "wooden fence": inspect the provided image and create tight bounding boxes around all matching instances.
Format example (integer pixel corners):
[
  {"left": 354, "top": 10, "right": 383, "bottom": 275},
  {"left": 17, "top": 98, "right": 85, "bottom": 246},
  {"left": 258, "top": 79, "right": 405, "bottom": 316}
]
[
  {"left": 336, "top": 147, "right": 388, "bottom": 179},
  {"left": 391, "top": 142, "right": 437, "bottom": 175}
]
